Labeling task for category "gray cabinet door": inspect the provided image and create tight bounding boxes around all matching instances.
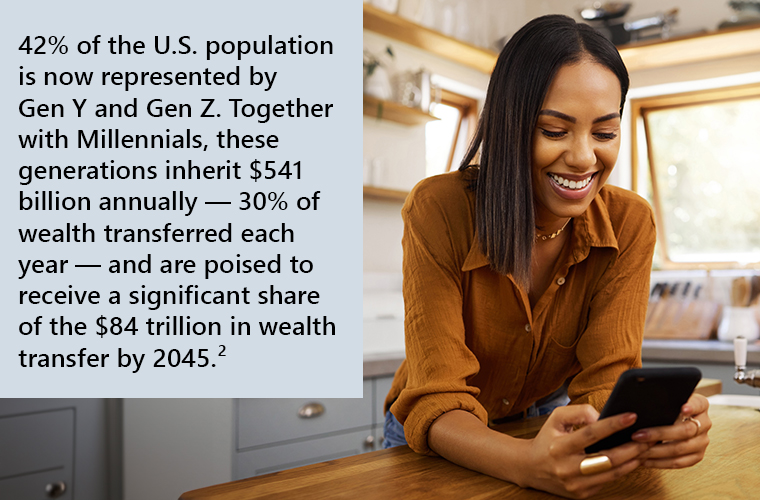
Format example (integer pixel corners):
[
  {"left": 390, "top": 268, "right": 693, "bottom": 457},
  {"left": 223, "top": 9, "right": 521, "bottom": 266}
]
[
  {"left": 236, "top": 428, "right": 376, "bottom": 478},
  {"left": 0, "top": 399, "right": 118, "bottom": 500},
  {"left": 1, "top": 469, "right": 73, "bottom": 500},
  {"left": 0, "top": 409, "right": 74, "bottom": 500},
  {"left": 238, "top": 380, "right": 373, "bottom": 449},
  {"left": 374, "top": 376, "right": 394, "bottom": 425}
]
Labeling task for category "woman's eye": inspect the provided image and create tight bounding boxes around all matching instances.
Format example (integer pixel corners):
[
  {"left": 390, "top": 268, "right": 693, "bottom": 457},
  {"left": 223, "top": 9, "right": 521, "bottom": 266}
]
[
  {"left": 540, "top": 129, "right": 566, "bottom": 138},
  {"left": 594, "top": 132, "right": 617, "bottom": 140}
]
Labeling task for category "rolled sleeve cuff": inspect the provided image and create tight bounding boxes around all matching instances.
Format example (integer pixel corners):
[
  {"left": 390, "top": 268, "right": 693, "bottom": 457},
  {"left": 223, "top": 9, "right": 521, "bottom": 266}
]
[{"left": 396, "top": 392, "right": 489, "bottom": 456}]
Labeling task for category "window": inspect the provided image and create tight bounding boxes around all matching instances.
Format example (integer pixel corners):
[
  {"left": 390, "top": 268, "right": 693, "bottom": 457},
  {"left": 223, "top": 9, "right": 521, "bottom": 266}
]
[
  {"left": 631, "top": 83, "right": 760, "bottom": 268},
  {"left": 425, "top": 89, "right": 479, "bottom": 176}
]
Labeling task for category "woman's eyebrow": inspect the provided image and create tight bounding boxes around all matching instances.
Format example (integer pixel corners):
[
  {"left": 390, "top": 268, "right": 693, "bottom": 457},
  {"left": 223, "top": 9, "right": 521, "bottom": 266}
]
[
  {"left": 593, "top": 112, "right": 621, "bottom": 124},
  {"left": 538, "top": 110, "right": 621, "bottom": 124},
  {"left": 539, "top": 109, "right": 575, "bottom": 123}
]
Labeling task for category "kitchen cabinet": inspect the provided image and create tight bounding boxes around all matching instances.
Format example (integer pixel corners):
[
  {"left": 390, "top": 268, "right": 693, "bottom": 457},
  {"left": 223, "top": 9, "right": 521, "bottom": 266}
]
[
  {"left": 0, "top": 399, "right": 118, "bottom": 500},
  {"left": 0, "top": 409, "right": 73, "bottom": 500},
  {"left": 234, "top": 376, "right": 395, "bottom": 479},
  {"left": 374, "top": 375, "right": 394, "bottom": 428},
  {"left": 237, "top": 430, "right": 375, "bottom": 477},
  {"left": 122, "top": 377, "right": 399, "bottom": 496}
]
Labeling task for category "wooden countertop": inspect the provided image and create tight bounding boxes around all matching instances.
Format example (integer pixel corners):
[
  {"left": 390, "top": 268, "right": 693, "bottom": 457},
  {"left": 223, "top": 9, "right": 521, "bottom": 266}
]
[{"left": 180, "top": 404, "right": 759, "bottom": 500}]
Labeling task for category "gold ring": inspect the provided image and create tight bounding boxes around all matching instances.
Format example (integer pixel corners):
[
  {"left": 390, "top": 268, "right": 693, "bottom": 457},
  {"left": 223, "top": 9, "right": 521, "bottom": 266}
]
[
  {"left": 580, "top": 454, "right": 612, "bottom": 476},
  {"left": 682, "top": 416, "right": 701, "bottom": 437}
]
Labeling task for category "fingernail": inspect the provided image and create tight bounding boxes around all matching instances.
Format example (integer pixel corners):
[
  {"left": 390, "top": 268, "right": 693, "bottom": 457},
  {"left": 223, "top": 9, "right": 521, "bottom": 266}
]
[
  {"left": 682, "top": 405, "right": 692, "bottom": 414},
  {"left": 621, "top": 412, "right": 637, "bottom": 425},
  {"left": 632, "top": 430, "right": 648, "bottom": 440}
]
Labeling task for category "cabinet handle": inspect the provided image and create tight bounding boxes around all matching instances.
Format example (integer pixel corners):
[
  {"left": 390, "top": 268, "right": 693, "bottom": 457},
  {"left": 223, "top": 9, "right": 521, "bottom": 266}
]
[
  {"left": 364, "top": 435, "right": 375, "bottom": 449},
  {"left": 46, "top": 481, "right": 67, "bottom": 498},
  {"left": 297, "top": 402, "right": 325, "bottom": 418}
]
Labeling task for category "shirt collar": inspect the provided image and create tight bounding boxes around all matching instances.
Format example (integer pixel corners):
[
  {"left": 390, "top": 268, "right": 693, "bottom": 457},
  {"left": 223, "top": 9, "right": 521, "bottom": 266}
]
[{"left": 461, "top": 190, "right": 620, "bottom": 272}]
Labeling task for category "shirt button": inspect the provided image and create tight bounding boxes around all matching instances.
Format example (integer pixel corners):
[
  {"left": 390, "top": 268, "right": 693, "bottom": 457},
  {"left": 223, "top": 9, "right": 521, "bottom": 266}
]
[
  {"left": 557, "top": 277, "right": 566, "bottom": 285},
  {"left": 502, "top": 398, "right": 510, "bottom": 405},
  {"left": 524, "top": 324, "right": 531, "bottom": 332}
]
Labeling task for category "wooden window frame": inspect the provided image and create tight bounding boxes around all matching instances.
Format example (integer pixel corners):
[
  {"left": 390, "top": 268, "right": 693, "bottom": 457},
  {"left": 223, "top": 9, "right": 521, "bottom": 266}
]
[
  {"left": 437, "top": 89, "right": 479, "bottom": 172},
  {"left": 629, "top": 82, "right": 760, "bottom": 269}
]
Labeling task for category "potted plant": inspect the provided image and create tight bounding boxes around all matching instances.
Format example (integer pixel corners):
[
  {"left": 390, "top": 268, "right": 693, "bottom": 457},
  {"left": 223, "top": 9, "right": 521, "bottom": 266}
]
[{"left": 363, "top": 46, "right": 395, "bottom": 101}]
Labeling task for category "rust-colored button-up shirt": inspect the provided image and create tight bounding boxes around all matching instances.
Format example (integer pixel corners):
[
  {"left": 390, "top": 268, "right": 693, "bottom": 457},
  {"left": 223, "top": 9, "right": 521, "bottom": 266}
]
[{"left": 385, "top": 170, "right": 656, "bottom": 455}]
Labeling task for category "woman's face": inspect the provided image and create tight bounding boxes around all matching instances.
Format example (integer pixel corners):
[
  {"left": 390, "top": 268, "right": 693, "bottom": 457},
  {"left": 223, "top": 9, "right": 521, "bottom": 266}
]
[{"left": 531, "top": 59, "right": 622, "bottom": 225}]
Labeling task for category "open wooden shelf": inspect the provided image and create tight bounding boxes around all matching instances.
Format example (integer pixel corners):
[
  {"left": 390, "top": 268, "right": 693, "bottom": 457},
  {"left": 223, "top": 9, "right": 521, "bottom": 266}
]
[
  {"left": 363, "top": 95, "right": 439, "bottom": 125},
  {"left": 363, "top": 3, "right": 499, "bottom": 74},
  {"left": 365, "top": 3, "right": 760, "bottom": 75},
  {"left": 618, "top": 24, "right": 760, "bottom": 72},
  {"left": 363, "top": 185, "right": 409, "bottom": 202}
]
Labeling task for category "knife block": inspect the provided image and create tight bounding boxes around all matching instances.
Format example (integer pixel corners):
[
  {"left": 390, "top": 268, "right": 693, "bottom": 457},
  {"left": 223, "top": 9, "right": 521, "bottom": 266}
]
[{"left": 644, "top": 298, "right": 721, "bottom": 340}]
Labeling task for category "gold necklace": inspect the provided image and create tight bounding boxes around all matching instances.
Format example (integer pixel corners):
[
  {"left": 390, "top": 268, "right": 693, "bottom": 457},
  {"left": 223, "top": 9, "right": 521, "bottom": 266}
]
[{"left": 535, "top": 218, "right": 571, "bottom": 242}]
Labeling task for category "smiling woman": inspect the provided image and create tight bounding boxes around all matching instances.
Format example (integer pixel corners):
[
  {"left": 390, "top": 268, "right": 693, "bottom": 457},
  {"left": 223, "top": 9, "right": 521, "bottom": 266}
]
[{"left": 383, "top": 14, "right": 712, "bottom": 499}]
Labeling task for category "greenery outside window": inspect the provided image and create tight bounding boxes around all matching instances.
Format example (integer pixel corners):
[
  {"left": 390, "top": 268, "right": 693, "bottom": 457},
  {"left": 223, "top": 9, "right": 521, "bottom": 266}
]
[{"left": 630, "top": 83, "right": 760, "bottom": 268}]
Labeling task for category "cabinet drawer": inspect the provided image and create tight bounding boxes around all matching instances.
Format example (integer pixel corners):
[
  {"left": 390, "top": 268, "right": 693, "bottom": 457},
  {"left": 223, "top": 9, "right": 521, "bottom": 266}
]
[
  {"left": 235, "top": 428, "right": 375, "bottom": 478},
  {"left": 238, "top": 380, "right": 372, "bottom": 449},
  {"left": 0, "top": 467, "right": 72, "bottom": 500},
  {"left": 374, "top": 375, "right": 394, "bottom": 425},
  {"left": 0, "top": 409, "right": 74, "bottom": 479},
  {"left": 373, "top": 423, "right": 386, "bottom": 449}
]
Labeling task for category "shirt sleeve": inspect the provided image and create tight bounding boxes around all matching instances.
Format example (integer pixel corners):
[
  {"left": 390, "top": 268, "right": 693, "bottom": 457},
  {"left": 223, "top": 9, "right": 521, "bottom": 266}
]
[
  {"left": 569, "top": 199, "right": 657, "bottom": 411},
  {"left": 389, "top": 182, "right": 489, "bottom": 455}
]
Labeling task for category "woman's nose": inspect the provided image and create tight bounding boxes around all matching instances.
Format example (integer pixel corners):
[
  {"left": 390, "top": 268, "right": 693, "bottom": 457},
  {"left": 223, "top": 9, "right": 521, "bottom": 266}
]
[{"left": 565, "top": 137, "right": 597, "bottom": 170}]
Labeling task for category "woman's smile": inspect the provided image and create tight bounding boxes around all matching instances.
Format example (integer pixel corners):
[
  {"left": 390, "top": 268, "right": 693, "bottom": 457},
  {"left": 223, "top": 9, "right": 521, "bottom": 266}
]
[{"left": 547, "top": 171, "right": 598, "bottom": 199}]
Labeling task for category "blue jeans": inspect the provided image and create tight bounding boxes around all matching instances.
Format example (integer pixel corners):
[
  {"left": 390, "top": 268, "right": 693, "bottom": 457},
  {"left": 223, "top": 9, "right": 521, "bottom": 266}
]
[{"left": 382, "top": 387, "right": 570, "bottom": 449}]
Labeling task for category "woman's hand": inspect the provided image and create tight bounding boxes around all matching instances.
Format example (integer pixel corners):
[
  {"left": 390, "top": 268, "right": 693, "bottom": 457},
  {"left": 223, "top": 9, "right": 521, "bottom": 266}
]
[
  {"left": 632, "top": 393, "right": 711, "bottom": 469},
  {"left": 520, "top": 405, "right": 650, "bottom": 499}
]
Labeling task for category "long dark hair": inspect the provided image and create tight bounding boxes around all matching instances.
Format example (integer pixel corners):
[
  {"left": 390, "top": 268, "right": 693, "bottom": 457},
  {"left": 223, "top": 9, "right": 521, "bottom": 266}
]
[{"left": 459, "top": 14, "right": 629, "bottom": 287}]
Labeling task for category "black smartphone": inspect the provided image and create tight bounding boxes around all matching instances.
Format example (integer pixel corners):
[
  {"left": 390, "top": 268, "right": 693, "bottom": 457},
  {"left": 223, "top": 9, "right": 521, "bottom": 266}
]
[{"left": 585, "top": 367, "right": 702, "bottom": 453}]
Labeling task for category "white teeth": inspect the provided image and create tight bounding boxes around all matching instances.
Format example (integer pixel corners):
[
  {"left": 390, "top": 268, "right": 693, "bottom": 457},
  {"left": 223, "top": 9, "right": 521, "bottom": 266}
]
[{"left": 550, "top": 173, "right": 593, "bottom": 190}]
